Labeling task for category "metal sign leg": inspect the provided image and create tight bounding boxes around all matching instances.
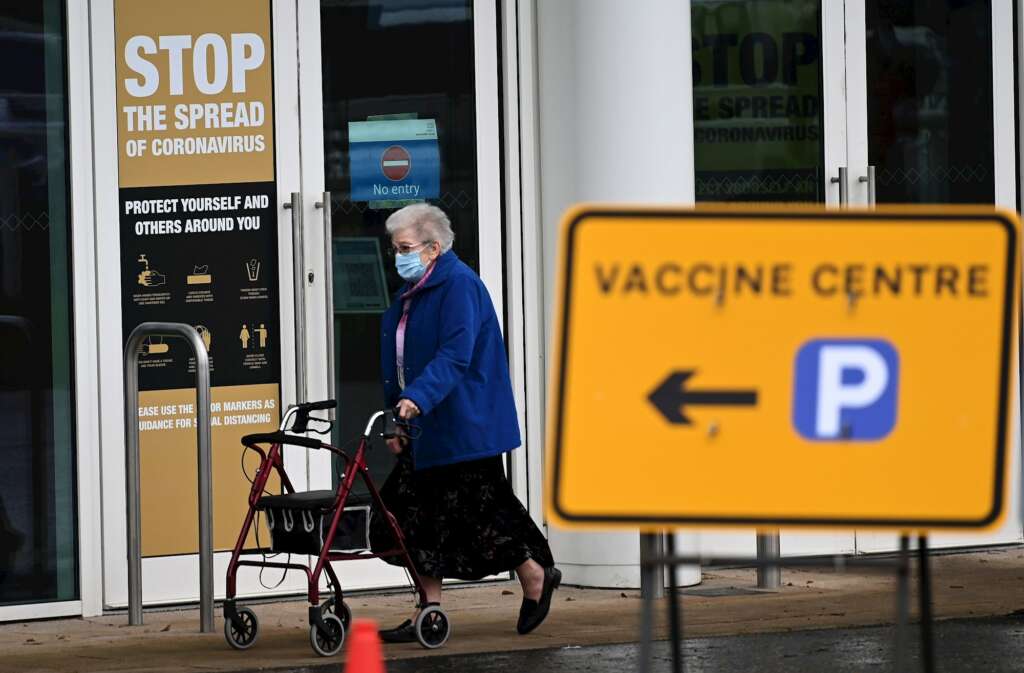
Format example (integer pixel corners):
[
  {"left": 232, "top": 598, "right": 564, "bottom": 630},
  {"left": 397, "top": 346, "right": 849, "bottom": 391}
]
[
  {"left": 638, "top": 577, "right": 655, "bottom": 673},
  {"left": 917, "top": 535, "right": 936, "bottom": 673},
  {"left": 894, "top": 535, "right": 910, "bottom": 673},
  {"left": 640, "top": 533, "right": 666, "bottom": 599},
  {"left": 635, "top": 545, "right": 939, "bottom": 673},
  {"left": 665, "top": 534, "right": 683, "bottom": 673}
]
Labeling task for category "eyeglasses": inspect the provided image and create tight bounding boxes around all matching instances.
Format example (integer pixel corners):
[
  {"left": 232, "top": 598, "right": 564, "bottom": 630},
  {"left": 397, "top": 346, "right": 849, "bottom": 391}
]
[{"left": 387, "top": 241, "right": 434, "bottom": 257}]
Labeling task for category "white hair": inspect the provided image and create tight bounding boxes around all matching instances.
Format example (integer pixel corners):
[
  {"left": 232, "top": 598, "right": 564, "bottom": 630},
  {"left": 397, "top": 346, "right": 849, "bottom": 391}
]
[{"left": 385, "top": 203, "right": 455, "bottom": 253}]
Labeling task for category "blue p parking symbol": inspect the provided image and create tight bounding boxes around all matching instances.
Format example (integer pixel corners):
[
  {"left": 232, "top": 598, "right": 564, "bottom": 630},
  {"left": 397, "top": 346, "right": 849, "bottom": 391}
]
[{"left": 793, "top": 339, "right": 899, "bottom": 441}]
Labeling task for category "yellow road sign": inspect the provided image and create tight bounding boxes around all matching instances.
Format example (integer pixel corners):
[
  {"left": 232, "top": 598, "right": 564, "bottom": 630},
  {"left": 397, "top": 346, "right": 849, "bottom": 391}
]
[{"left": 547, "top": 205, "right": 1020, "bottom": 530}]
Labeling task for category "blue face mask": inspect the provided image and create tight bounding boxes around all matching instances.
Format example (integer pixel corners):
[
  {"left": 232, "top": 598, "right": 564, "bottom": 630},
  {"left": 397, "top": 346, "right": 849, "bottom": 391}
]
[{"left": 395, "top": 250, "right": 428, "bottom": 281}]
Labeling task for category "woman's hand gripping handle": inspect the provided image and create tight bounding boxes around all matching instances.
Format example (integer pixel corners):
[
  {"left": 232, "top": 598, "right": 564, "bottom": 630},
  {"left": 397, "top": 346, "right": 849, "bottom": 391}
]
[{"left": 384, "top": 400, "right": 420, "bottom": 455}]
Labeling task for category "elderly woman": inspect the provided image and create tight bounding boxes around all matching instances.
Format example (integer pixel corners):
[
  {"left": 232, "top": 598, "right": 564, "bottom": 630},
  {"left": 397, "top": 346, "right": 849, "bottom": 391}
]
[{"left": 369, "top": 203, "right": 559, "bottom": 640}]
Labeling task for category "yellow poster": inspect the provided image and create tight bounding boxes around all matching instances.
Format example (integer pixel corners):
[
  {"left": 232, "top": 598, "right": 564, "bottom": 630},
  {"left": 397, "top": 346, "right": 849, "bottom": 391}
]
[
  {"left": 138, "top": 385, "right": 280, "bottom": 556},
  {"left": 114, "top": 0, "right": 275, "bottom": 188},
  {"left": 115, "top": 0, "right": 282, "bottom": 557}
]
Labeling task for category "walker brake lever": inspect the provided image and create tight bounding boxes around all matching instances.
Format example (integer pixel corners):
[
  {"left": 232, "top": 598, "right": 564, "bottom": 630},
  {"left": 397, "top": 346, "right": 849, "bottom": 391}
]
[
  {"left": 382, "top": 408, "right": 400, "bottom": 439},
  {"left": 291, "top": 408, "right": 312, "bottom": 433},
  {"left": 382, "top": 408, "right": 421, "bottom": 441},
  {"left": 307, "top": 415, "right": 333, "bottom": 436}
]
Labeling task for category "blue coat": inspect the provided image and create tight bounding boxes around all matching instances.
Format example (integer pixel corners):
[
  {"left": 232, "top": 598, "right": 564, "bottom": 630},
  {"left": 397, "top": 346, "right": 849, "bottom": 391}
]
[{"left": 380, "top": 251, "right": 521, "bottom": 469}]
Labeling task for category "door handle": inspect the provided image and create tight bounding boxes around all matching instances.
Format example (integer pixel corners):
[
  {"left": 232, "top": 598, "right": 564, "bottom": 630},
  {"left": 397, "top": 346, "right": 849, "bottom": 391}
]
[
  {"left": 284, "top": 192, "right": 307, "bottom": 403},
  {"left": 830, "top": 166, "right": 848, "bottom": 206},
  {"left": 858, "top": 165, "right": 876, "bottom": 207},
  {"left": 314, "top": 192, "right": 335, "bottom": 421}
]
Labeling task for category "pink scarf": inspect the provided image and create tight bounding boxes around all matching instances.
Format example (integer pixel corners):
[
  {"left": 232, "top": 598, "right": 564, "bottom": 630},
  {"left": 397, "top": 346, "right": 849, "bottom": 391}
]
[{"left": 396, "top": 262, "right": 436, "bottom": 390}]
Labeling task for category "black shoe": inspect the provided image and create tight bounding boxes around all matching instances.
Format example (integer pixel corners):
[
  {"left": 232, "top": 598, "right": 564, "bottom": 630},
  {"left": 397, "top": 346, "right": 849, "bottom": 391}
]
[
  {"left": 517, "top": 566, "right": 562, "bottom": 635},
  {"left": 379, "top": 619, "right": 416, "bottom": 643}
]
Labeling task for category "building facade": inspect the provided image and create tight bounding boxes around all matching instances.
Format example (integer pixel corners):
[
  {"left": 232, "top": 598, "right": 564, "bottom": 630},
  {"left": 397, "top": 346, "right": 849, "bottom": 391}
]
[{"left": 0, "top": 0, "right": 1020, "bottom": 621}]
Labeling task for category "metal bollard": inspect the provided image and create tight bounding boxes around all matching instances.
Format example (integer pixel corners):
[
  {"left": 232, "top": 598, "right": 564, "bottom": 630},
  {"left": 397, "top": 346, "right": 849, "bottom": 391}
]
[
  {"left": 124, "top": 322, "right": 214, "bottom": 633},
  {"left": 639, "top": 533, "right": 665, "bottom": 599},
  {"left": 756, "top": 532, "right": 781, "bottom": 590}
]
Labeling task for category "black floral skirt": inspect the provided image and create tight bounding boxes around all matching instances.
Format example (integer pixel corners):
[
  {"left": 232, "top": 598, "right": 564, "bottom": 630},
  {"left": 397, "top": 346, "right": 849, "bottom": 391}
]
[{"left": 369, "top": 454, "right": 554, "bottom": 580}]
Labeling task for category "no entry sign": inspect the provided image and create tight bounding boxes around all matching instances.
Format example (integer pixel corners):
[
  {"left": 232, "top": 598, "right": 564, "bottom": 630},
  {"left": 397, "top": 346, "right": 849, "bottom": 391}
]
[
  {"left": 547, "top": 205, "right": 1020, "bottom": 530},
  {"left": 348, "top": 119, "right": 440, "bottom": 202},
  {"left": 381, "top": 145, "right": 411, "bottom": 181}
]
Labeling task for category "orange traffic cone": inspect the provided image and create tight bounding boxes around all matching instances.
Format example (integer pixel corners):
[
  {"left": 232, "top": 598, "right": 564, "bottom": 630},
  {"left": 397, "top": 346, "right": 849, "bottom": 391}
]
[{"left": 343, "top": 619, "right": 386, "bottom": 673}]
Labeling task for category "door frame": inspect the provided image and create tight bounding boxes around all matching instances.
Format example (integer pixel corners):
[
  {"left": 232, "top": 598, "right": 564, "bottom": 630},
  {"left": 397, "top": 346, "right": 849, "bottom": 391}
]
[
  {"left": 70, "top": 0, "right": 103, "bottom": 621},
  {"left": 501, "top": 0, "right": 546, "bottom": 525},
  {"left": 822, "top": 0, "right": 852, "bottom": 208}
]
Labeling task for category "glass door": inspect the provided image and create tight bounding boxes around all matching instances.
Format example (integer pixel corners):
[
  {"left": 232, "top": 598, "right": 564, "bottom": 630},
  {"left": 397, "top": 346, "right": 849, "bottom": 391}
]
[
  {"left": 843, "top": 0, "right": 1021, "bottom": 552},
  {"left": 0, "top": 0, "right": 78, "bottom": 612},
  {"left": 294, "top": 0, "right": 506, "bottom": 590},
  {"left": 691, "top": 0, "right": 852, "bottom": 207},
  {"left": 844, "top": 0, "right": 1016, "bottom": 210}
]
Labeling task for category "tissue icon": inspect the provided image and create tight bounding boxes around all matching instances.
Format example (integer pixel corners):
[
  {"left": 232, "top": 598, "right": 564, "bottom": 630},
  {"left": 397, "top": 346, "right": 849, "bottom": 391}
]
[{"left": 187, "top": 264, "right": 212, "bottom": 285}]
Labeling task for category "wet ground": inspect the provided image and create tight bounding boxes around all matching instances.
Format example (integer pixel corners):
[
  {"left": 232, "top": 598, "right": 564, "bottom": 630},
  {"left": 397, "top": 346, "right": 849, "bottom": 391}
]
[
  {"left": 373, "top": 615, "right": 1024, "bottom": 673},
  {"left": 6, "top": 550, "right": 1022, "bottom": 673}
]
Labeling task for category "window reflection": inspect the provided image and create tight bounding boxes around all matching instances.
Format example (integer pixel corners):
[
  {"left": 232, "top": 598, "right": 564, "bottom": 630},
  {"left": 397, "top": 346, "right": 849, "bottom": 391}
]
[
  {"left": 691, "top": 0, "right": 824, "bottom": 202},
  {"left": 865, "top": 0, "right": 994, "bottom": 203},
  {"left": 320, "top": 0, "right": 478, "bottom": 487},
  {"left": 0, "top": 0, "right": 77, "bottom": 606}
]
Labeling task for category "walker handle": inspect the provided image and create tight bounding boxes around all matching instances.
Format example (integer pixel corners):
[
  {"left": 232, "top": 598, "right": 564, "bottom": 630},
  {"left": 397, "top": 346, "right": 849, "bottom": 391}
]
[
  {"left": 242, "top": 431, "right": 322, "bottom": 450},
  {"left": 296, "top": 399, "right": 337, "bottom": 412},
  {"left": 291, "top": 399, "right": 337, "bottom": 432},
  {"left": 381, "top": 407, "right": 421, "bottom": 442}
]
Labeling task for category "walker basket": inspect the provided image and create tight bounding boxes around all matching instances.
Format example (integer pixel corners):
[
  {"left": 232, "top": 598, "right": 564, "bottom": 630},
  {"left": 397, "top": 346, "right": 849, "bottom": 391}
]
[{"left": 256, "top": 490, "right": 371, "bottom": 555}]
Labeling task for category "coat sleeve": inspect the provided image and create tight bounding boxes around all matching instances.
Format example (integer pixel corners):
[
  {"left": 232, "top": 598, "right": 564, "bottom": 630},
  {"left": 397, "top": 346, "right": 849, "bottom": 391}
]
[
  {"left": 379, "top": 301, "right": 402, "bottom": 407},
  {"left": 400, "top": 274, "right": 480, "bottom": 416}
]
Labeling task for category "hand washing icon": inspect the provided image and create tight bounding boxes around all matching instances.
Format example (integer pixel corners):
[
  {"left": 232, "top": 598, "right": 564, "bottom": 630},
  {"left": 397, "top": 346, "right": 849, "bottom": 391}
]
[{"left": 136, "top": 254, "right": 166, "bottom": 287}]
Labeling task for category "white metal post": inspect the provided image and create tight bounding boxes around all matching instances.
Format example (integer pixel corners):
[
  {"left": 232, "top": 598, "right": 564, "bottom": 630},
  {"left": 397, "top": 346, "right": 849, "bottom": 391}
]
[{"left": 123, "top": 322, "right": 213, "bottom": 632}]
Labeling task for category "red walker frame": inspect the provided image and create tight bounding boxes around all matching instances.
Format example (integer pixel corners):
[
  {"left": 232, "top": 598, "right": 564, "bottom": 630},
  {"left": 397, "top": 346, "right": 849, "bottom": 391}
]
[{"left": 222, "top": 401, "right": 435, "bottom": 654}]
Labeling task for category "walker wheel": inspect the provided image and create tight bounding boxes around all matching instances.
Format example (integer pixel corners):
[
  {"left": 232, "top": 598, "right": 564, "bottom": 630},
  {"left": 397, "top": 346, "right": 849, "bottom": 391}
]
[
  {"left": 321, "top": 597, "right": 353, "bottom": 631},
  {"left": 224, "top": 606, "right": 259, "bottom": 650},
  {"left": 309, "top": 613, "right": 345, "bottom": 657},
  {"left": 414, "top": 605, "right": 451, "bottom": 649}
]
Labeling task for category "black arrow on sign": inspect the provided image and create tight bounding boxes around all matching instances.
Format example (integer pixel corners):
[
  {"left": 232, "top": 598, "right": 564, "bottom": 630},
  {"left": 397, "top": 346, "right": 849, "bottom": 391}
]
[{"left": 648, "top": 371, "right": 758, "bottom": 425}]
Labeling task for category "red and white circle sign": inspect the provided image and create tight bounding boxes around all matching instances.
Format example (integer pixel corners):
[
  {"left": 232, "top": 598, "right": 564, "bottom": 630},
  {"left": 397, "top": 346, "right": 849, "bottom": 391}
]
[{"left": 380, "top": 145, "right": 412, "bottom": 181}]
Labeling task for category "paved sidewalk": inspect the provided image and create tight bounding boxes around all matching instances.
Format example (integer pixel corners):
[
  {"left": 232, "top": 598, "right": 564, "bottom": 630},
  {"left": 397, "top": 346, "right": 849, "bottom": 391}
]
[
  {"left": 383, "top": 616, "right": 1024, "bottom": 673},
  {"left": 1, "top": 548, "right": 1021, "bottom": 673}
]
